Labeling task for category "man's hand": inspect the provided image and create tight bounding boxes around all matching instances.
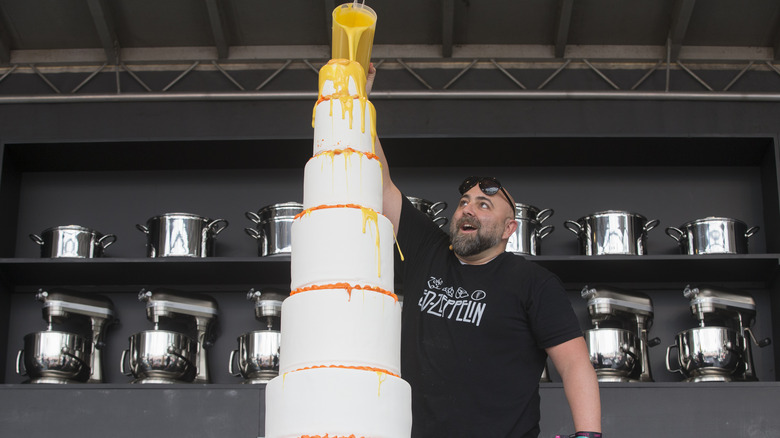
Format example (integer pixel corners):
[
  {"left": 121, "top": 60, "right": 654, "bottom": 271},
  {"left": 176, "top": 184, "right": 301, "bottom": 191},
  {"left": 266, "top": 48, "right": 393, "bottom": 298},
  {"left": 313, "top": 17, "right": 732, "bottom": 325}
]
[{"left": 366, "top": 62, "right": 376, "bottom": 96}]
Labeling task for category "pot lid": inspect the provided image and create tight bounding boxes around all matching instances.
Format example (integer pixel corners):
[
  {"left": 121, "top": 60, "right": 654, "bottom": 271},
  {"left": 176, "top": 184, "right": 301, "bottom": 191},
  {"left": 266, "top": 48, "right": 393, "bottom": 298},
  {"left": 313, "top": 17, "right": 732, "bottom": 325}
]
[
  {"left": 41, "top": 224, "right": 99, "bottom": 233},
  {"left": 577, "top": 210, "right": 648, "bottom": 220},
  {"left": 255, "top": 202, "right": 303, "bottom": 222},
  {"left": 679, "top": 216, "right": 747, "bottom": 227}
]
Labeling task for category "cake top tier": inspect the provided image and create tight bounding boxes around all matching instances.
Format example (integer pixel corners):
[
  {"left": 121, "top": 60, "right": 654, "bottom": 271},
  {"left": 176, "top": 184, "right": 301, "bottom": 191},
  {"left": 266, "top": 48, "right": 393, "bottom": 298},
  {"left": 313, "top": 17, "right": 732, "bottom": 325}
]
[{"left": 318, "top": 59, "right": 368, "bottom": 100}]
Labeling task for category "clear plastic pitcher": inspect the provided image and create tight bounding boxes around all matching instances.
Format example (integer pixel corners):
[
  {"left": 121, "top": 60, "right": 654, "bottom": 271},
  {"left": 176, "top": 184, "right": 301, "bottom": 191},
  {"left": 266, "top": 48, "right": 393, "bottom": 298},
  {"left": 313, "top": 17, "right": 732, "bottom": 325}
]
[{"left": 331, "top": 2, "right": 377, "bottom": 76}]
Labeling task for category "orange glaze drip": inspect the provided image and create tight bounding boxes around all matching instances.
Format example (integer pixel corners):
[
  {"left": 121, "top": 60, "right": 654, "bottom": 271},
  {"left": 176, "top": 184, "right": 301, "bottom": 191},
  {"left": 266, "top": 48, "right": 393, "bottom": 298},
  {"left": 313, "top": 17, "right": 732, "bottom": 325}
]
[
  {"left": 312, "top": 60, "right": 377, "bottom": 151},
  {"left": 293, "top": 204, "right": 383, "bottom": 278},
  {"left": 290, "top": 282, "right": 398, "bottom": 302},
  {"left": 293, "top": 364, "right": 399, "bottom": 379}
]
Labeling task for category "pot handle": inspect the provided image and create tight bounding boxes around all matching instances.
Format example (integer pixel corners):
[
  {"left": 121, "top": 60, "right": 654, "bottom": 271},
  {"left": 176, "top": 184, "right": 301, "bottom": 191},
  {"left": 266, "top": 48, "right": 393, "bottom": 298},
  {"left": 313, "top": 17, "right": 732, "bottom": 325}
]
[
  {"left": 563, "top": 220, "right": 581, "bottom": 235},
  {"left": 665, "top": 344, "right": 682, "bottom": 374},
  {"left": 245, "top": 227, "right": 264, "bottom": 240},
  {"left": 207, "top": 218, "right": 229, "bottom": 235},
  {"left": 120, "top": 349, "right": 132, "bottom": 376},
  {"left": 245, "top": 211, "right": 261, "bottom": 224},
  {"left": 537, "top": 225, "right": 555, "bottom": 240},
  {"left": 644, "top": 219, "right": 660, "bottom": 232},
  {"left": 745, "top": 226, "right": 760, "bottom": 238},
  {"left": 536, "top": 208, "right": 554, "bottom": 224},
  {"left": 136, "top": 224, "right": 149, "bottom": 234},
  {"left": 228, "top": 349, "right": 241, "bottom": 377},
  {"left": 432, "top": 216, "right": 448, "bottom": 228},
  {"left": 429, "top": 201, "right": 447, "bottom": 217},
  {"left": 16, "top": 349, "right": 26, "bottom": 376},
  {"left": 665, "top": 226, "right": 684, "bottom": 242},
  {"left": 97, "top": 233, "right": 117, "bottom": 249},
  {"left": 29, "top": 234, "right": 44, "bottom": 246}
]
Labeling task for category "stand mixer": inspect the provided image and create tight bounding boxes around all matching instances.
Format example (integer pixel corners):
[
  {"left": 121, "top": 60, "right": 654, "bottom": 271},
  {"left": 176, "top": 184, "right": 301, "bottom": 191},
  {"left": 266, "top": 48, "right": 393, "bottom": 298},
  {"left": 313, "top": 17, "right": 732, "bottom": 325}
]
[
  {"left": 122, "top": 289, "right": 218, "bottom": 384},
  {"left": 17, "top": 289, "right": 116, "bottom": 384},
  {"left": 581, "top": 285, "right": 659, "bottom": 382},
  {"left": 229, "top": 288, "right": 286, "bottom": 384},
  {"left": 666, "top": 285, "right": 771, "bottom": 382}
]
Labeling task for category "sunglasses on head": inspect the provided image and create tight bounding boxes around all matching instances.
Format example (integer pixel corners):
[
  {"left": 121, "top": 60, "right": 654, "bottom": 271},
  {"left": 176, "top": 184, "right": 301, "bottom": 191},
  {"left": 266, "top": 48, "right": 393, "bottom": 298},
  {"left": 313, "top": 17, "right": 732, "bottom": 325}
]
[{"left": 458, "top": 176, "right": 515, "bottom": 215}]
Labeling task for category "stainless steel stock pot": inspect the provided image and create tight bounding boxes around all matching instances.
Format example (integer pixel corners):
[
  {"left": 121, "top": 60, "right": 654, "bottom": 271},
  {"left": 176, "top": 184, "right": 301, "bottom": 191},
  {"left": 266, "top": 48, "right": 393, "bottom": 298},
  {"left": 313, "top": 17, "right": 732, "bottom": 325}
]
[
  {"left": 666, "top": 217, "right": 759, "bottom": 255},
  {"left": 507, "top": 203, "right": 554, "bottom": 255},
  {"left": 245, "top": 202, "right": 302, "bottom": 256},
  {"left": 30, "top": 225, "right": 116, "bottom": 258},
  {"left": 137, "top": 213, "right": 228, "bottom": 257},
  {"left": 565, "top": 210, "right": 659, "bottom": 255}
]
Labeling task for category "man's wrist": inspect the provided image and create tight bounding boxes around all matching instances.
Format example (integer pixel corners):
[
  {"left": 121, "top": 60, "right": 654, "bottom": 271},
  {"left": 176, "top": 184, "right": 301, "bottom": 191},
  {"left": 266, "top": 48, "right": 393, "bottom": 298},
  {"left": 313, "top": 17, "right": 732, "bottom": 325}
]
[
  {"left": 573, "top": 432, "right": 602, "bottom": 438},
  {"left": 555, "top": 433, "right": 602, "bottom": 438}
]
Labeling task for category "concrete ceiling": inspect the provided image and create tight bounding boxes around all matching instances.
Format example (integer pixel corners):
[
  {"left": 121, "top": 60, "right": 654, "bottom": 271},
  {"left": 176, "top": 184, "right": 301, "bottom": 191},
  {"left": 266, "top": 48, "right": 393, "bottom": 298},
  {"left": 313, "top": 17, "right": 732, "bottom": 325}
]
[{"left": 0, "top": 0, "right": 778, "bottom": 65}]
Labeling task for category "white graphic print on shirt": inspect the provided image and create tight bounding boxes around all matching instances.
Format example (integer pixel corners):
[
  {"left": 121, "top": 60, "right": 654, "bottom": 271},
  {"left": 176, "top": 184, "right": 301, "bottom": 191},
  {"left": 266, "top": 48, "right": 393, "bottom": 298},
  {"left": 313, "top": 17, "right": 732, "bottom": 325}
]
[{"left": 418, "top": 276, "right": 487, "bottom": 326}]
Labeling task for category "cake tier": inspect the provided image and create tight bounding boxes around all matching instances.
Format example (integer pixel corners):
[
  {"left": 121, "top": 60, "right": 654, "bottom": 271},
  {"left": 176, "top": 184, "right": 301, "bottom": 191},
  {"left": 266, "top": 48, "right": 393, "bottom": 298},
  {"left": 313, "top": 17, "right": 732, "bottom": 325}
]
[
  {"left": 303, "top": 149, "right": 382, "bottom": 212},
  {"left": 313, "top": 98, "right": 376, "bottom": 156},
  {"left": 318, "top": 59, "right": 367, "bottom": 100},
  {"left": 279, "top": 286, "right": 401, "bottom": 376},
  {"left": 290, "top": 206, "right": 394, "bottom": 292},
  {"left": 265, "top": 367, "right": 412, "bottom": 438}
]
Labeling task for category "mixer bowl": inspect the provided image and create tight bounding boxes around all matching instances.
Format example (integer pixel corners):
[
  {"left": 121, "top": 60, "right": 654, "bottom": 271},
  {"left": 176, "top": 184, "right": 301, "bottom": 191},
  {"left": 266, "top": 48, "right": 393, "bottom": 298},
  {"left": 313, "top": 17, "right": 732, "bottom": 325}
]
[
  {"left": 17, "top": 331, "right": 90, "bottom": 383},
  {"left": 122, "top": 330, "right": 197, "bottom": 383},
  {"left": 229, "top": 330, "right": 281, "bottom": 383},
  {"left": 667, "top": 326, "right": 743, "bottom": 378},
  {"left": 584, "top": 328, "right": 639, "bottom": 377}
]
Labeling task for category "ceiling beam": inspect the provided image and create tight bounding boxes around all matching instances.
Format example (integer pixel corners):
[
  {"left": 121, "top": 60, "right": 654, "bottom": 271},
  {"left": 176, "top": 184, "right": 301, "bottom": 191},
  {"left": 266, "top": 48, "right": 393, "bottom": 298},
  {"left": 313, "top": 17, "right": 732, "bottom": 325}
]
[
  {"left": 772, "top": 11, "right": 780, "bottom": 60},
  {"left": 86, "top": 0, "right": 119, "bottom": 64},
  {"left": 667, "top": 0, "right": 696, "bottom": 61},
  {"left": 204, "top": 0, "right": 230, "bottom": 59},
  {"left": 442, "top": 0, "right": 454, "bottom": 58},
  {"left": 554, "top": 0, "right": 574, "bottom": 58}
]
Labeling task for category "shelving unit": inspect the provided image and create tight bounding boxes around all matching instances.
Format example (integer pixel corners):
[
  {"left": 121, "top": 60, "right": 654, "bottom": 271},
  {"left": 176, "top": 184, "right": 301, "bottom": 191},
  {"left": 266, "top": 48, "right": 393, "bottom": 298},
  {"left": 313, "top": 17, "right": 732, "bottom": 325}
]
[{"left": 0, "top": 94, "right": 779, "bottom": 436}]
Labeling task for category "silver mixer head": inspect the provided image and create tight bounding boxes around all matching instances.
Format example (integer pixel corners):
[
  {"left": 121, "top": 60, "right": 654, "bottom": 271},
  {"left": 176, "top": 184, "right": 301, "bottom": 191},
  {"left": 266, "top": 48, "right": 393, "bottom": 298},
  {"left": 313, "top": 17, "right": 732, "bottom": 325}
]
[
  {"left": 581, "top": 285, "right": 653, "bottom": 324},
  {"left": 36, "top": 289, "right": 115, "bottom": 326},
  {"left": 247, "top": 288, "right": 287, "bottom": 331},
  {"left": 683, "top": 284, "right": 756, "bottom": 326},
  {"left": 247, "top": 288, "right": 286, "bottom": 318},
  {"left": 138, "top": 288, "right": 218, "bottom": 326}
]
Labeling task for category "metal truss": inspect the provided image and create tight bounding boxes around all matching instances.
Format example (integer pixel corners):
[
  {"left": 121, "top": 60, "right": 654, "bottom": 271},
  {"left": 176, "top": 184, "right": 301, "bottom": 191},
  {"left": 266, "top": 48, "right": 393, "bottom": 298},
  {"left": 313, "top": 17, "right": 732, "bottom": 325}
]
[{"left": 3, "top": 55, "right": 780, "bottom": 103}]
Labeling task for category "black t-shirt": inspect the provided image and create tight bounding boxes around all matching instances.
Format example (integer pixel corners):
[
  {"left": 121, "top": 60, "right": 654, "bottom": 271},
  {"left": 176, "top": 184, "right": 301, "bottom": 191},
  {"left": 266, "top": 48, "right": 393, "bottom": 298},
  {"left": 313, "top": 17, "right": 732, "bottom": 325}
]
[{"left": 396, "top": 195, "right": 583, "bottom": 438}]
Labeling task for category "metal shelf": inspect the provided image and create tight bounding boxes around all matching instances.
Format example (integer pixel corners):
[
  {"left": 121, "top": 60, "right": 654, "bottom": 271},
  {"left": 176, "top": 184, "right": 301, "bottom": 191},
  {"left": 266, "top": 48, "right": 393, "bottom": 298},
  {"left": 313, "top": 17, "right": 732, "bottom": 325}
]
[{"left": 0, "top": 254, "right": 776, "bottom": 292}]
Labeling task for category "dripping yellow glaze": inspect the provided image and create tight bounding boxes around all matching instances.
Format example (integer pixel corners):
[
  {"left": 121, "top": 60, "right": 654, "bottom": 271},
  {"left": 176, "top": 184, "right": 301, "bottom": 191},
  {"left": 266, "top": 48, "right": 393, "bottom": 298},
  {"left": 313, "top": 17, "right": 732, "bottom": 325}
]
[
  {"left": 313, "top": 59, "right": 378, "bottom": 152},
  {"left": 376, "top": 371, "right": 388, "bottom": 397}
]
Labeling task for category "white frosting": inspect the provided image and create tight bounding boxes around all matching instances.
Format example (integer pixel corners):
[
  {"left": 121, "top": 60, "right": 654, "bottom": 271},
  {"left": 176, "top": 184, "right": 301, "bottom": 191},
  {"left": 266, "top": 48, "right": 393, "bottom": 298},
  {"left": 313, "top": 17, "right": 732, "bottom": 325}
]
[
  {"left": 313, "top": 98, "right": 374, "bottom": 156},
  {"left": 290, "top": 207, "right": 394, "bottom": 292},
  {"left": 303, "top": 150, "right": 383, "bottom": 212},
  {"left": 279, "top": 287, "right": 401, "bottom": 376},
  {"left": 265, "top": 367, "right": 412, "bottom": 438}
]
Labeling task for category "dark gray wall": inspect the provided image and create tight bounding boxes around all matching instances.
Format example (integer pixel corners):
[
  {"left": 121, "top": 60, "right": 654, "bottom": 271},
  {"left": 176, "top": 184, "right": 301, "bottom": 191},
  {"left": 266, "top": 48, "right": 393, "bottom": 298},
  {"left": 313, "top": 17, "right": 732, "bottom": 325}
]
[{"left": 0, "top": 84, "right": 779, "bottom": 436}]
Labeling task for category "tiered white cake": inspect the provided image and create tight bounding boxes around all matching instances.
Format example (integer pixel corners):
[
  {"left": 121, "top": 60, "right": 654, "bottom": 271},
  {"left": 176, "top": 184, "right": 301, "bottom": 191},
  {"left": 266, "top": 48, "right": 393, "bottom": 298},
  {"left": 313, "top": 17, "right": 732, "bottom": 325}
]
[{"left": 264, "top": 59, "right": 412, "bottom": 438}]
